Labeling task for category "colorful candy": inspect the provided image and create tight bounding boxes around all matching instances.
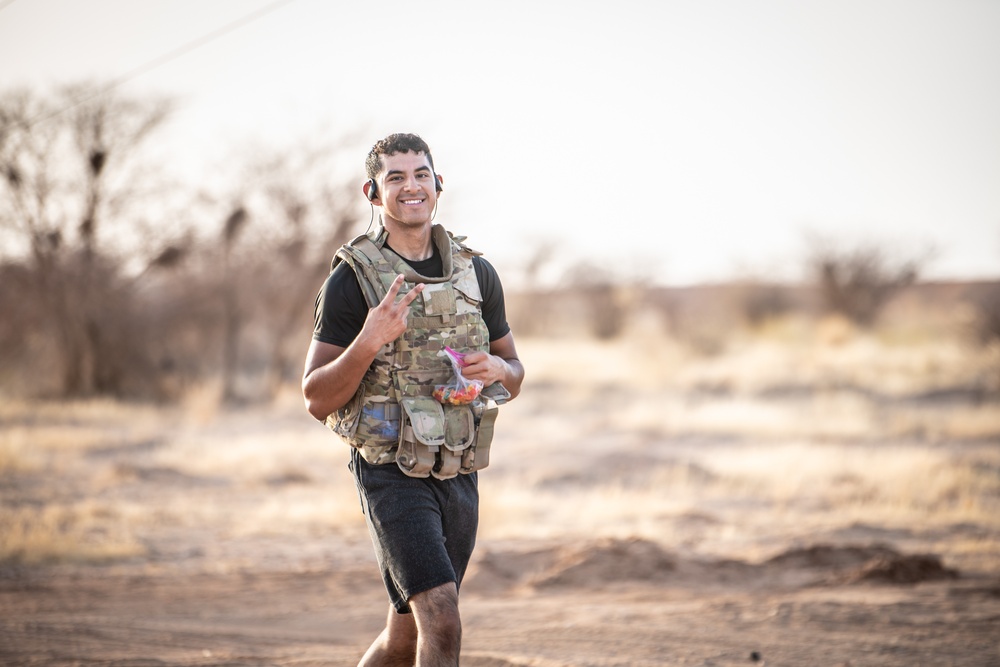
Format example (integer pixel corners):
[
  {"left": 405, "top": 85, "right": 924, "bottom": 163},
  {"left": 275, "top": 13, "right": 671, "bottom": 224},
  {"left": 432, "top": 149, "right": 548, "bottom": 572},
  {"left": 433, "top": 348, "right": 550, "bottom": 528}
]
[
  {"left": 433, "top": 382, "right": 482, "bottom": 405},
  {"left": 432, "top": 346, "right": 483, "bottom": 404}
]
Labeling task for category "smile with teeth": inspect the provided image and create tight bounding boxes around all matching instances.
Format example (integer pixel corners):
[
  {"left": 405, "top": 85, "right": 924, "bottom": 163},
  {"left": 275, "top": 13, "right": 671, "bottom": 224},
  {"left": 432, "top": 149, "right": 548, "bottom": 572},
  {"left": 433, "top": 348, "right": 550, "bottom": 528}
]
[{"left": 401, "top": 199, "right": 424, "bottom": 205}]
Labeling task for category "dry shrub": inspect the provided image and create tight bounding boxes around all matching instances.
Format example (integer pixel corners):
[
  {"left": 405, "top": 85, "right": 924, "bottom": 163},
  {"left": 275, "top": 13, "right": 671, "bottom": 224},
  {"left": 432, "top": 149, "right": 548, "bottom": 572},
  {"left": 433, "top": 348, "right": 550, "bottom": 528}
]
[
  {"left": 807, "top": 238, "right": 925, "bottom": 327},
  {"left": 736, "top": 281, "right": 795, "bottom": 327},
  {"left": 969, "top": 282, "right": 1000, "bottom": 345},
  {"left": 561, "top": 262, "right": 629, "bottom": 340}
]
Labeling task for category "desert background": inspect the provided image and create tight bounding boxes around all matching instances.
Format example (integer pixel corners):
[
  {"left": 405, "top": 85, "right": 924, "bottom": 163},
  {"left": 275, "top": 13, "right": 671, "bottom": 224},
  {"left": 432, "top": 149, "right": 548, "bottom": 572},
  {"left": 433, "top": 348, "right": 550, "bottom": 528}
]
[
  {"left": 3, "top": 1, "right": 1000, "bottom": 665},
  {"left": 2, "top": 249, "right": 1000, "bottom": 665}
]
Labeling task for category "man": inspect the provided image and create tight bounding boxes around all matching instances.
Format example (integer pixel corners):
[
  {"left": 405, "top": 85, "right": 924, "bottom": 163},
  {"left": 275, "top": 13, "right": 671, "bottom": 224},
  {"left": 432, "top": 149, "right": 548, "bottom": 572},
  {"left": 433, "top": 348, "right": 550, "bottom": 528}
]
[{"left": 302, "top": 133, "right": 524, "bottom": 666}]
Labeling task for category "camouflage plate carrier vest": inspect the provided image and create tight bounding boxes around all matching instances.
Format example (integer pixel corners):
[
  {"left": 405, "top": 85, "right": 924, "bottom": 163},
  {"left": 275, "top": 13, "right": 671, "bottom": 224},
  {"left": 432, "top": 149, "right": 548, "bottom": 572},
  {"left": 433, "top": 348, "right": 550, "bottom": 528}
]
[{"left": 325, "top": 223, "right": 510, "bottom": 479}]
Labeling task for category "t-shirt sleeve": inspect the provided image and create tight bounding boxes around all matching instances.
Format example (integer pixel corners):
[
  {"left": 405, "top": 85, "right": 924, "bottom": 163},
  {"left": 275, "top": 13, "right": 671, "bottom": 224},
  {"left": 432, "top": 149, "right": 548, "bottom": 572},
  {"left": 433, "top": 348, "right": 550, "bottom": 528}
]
[
  {"left": 313, "top": 261, "right": 368, "bottom": 348},
  {"left": 473, "top": 255, "right": 511, "bottom": 342}
]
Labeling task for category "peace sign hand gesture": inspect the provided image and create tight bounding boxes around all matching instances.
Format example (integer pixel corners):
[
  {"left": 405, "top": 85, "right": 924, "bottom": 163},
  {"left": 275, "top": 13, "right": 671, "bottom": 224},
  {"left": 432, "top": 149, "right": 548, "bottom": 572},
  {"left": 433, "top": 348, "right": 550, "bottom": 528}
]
[{"left": 358, "top": 274, "right": 424, "bottom": 351}]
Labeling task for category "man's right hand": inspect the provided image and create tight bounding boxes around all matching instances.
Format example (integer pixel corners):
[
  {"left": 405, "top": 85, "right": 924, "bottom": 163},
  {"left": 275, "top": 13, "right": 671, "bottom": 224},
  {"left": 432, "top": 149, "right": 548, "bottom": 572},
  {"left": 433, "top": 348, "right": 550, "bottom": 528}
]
[
  {"left": 302, "top": 275, "right": 424, "bottom": 421},
  {"left": 358, "top": 274, "right": 425, "bottom": 352}
]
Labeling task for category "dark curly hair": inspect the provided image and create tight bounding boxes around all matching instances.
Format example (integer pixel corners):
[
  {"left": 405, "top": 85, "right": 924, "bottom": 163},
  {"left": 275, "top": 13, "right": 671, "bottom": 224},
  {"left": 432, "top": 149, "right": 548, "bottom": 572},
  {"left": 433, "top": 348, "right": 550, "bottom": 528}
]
[{"left": 365, "top": 133, "right": 435, "bottom": 180}]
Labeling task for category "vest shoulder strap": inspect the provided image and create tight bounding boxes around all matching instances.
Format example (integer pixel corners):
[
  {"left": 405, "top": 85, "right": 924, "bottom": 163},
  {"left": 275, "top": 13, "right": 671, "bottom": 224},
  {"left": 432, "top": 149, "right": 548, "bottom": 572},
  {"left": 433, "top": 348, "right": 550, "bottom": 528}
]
[
  {"left": 447, "top": 231, "right": 484, "bottom": 257},
  {"left": 333, "top": 243, "right": 389, "bottom": 309}
]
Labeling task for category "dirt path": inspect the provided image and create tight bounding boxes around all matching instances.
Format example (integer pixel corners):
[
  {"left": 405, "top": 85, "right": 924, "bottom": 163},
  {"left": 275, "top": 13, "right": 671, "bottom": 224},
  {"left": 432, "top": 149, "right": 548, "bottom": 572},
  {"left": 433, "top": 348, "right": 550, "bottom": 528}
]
[{"left": 3, "top": 539, "right": 999, "bottom": 666}]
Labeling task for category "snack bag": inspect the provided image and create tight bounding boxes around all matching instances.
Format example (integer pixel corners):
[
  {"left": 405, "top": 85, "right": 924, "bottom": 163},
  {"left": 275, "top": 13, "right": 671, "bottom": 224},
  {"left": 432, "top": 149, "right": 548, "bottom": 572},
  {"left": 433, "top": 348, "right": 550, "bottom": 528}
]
[{"left": 432, "top": 346, "right": 483, "bottom": 405}]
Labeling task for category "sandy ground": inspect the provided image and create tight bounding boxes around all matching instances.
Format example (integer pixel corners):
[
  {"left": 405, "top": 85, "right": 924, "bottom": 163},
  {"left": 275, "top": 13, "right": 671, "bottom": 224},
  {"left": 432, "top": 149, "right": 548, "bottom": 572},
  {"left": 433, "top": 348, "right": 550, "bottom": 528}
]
[
  {"left": 3, "top": 547, "right": 999, "bottom": 666},
  {"left": 2, "top": 337, "right": 1000, "bottom": 665}
]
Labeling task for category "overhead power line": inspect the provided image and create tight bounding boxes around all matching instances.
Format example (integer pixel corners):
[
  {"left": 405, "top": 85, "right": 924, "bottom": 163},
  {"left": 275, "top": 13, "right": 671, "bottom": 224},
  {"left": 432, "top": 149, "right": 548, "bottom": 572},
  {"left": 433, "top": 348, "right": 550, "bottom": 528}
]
[{"left": 19, "top": 0, "right": 298, "bottom": 129}]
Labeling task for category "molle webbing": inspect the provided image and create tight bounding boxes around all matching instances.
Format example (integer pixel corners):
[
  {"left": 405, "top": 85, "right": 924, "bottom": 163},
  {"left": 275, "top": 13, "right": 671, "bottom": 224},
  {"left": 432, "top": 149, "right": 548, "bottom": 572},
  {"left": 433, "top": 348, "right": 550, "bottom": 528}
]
[{"left": 326, "top": 224, "right": 503, "bottom": 477}]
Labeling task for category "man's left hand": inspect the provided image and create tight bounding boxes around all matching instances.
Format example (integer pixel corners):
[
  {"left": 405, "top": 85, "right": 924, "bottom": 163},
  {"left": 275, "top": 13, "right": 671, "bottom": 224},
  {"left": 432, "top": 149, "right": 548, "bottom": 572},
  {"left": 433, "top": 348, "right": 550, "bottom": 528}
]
[{"left": 459, "top": 351, "right": 506, "bottom": 387}]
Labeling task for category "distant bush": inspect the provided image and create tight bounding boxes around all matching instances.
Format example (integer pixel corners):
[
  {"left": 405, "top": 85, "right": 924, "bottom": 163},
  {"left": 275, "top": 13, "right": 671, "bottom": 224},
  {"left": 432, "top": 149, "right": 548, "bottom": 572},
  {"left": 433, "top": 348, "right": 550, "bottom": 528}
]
[
  {"left": 737, "top": 282, "right": 795, "bottom": 326},
  {"left": 970, "top": 283, "right": 1000, "bottom": 345},
  {"left": 808, "top": 239, "right": 925, "bottom": 327},
  {"left": 562, "top": 261, "right": 627, "bottom": 340}
]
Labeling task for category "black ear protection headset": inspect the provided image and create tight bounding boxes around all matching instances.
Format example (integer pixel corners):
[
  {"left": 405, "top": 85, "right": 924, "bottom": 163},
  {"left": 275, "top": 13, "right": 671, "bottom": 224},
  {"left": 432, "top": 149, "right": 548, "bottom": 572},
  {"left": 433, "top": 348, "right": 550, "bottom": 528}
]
[{"left": 366, "top": 173, "right": 443, "bottom": 202}]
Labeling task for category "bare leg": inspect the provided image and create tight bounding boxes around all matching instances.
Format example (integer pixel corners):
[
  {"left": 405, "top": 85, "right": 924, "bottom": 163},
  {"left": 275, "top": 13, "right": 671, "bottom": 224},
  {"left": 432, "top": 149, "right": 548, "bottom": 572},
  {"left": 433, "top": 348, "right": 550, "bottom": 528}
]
[
  {"left": 410, "top": 582, "right": 461, "bottom": 667},
  {"left": 358, "top": 605, "right": 417, "bottom": 667}
]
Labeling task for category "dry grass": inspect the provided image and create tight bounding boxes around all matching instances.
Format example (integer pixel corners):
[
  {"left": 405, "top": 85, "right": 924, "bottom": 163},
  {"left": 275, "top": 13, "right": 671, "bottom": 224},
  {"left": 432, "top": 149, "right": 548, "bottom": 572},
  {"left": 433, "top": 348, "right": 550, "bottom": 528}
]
[
  {"left": 0, "top": 502, "right": 147, "bottom": 566},
  {"left": 0, "top": 395, "right": 369, "bottom": 567},
  {"left": 480, "top": 440, "right": 1000, "bottom": 538},
  {"left": 0, "top": 429, "right": 35, "bottom": 474},
  {"left": 478, "top": 322, "right": 1000, "bottom": 573},
  {"left": 1, "top": 316, "right": 998, "bottom": 574}
]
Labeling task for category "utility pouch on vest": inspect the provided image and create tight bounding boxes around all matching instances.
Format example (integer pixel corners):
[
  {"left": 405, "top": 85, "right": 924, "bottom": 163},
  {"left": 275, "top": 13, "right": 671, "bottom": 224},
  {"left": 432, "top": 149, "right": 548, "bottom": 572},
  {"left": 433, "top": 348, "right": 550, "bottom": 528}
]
[
  {"left": 467, "top": 384, "right": 509, "bottom": 471},
  {"left": 328, "top": 385, "right": 401, "bottom": 465},
  {"left": 461, "top": 398, "right": 499, "bottom": 473},
  {"left": 397, "top": 397, "right": 445, "bottom": 478},
  {"left": 397, "top": 397, "right": 483, "bottom": 480},
  {"left": 329, "top": 385, "right": 364, "bottom": 440},
  {"left": 436, "top": 403, "right": 475, "bottom": 479}
]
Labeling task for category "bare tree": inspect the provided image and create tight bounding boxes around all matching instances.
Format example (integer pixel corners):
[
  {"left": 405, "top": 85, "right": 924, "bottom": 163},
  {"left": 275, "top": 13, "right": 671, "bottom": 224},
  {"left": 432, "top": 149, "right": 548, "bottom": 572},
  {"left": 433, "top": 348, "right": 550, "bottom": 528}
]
[
  {"left": 202, "top": 140, "right": 362, "bottom": 403},
  {"left": 0, "top": 84, "right": 174, "bottom": 396},
  {"left": 0, "top": 83, "right": 367, "bottom": 402},
  {"left": 220, "top": 205, "right": 249, "bottom": 401}
]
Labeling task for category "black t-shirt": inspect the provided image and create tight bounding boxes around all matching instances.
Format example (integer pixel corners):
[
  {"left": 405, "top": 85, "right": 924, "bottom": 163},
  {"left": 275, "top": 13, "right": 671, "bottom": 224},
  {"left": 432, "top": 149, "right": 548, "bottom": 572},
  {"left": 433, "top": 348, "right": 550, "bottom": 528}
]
[{"left": 312, "top": 242, "right": 511, "bottom": 348}]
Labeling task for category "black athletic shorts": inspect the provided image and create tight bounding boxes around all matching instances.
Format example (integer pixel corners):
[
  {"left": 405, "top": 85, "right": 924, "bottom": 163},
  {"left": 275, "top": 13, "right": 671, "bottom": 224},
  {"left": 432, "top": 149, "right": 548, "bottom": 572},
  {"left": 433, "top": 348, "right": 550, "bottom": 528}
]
[{"left": 349, "top": 448, "right": 479, "bottom": 614}]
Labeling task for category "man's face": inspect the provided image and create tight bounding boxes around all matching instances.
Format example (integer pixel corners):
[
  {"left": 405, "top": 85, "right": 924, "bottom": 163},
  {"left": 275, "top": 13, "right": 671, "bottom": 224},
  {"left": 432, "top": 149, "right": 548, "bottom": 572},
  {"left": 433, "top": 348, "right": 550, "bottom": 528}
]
[{"left": 375, "top": 151, "right": 438, "bottom": 228}]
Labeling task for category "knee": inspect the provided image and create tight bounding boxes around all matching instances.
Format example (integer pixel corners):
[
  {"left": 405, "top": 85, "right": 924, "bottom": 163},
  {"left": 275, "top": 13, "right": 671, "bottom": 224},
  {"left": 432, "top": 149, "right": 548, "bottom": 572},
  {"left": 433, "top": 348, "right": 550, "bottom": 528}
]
[
  {"left": 411, "top": 583, "right": 462, "bottom": 640},
  {"left": 432, "top": 604, "right": 462, "bottom": 641}
]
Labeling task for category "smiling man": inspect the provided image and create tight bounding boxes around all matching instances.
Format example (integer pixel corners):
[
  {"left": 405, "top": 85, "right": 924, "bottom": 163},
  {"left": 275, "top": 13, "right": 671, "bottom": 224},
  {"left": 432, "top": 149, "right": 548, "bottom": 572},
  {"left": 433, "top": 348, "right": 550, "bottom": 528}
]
[{"left": 302, "top": 133, "right": 524, "bottom": 666}]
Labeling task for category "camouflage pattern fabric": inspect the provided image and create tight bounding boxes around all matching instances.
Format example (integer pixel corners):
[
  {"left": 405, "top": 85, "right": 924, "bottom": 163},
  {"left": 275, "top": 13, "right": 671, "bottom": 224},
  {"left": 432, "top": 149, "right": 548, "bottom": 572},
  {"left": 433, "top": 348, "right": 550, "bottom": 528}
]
[{"left": 325, "top": 224, "right": 509, "bottom": 478}]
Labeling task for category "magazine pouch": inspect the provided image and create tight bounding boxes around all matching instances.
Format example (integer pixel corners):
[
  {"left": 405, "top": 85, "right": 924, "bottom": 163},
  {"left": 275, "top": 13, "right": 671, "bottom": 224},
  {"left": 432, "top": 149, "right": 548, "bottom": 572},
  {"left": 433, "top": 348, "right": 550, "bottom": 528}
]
[
  {"left": 436, "top": 403, "right": 475, "bottom": 479},
  {"left": 397, "top": 397, "right": 445, "bottom": 478}
]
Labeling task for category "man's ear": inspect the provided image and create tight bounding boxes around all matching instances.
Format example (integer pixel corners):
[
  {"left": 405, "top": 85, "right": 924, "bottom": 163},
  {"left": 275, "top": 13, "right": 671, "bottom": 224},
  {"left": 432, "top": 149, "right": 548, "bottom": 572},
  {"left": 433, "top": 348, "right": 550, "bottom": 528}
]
[
  {"left": 363, "top": 178, "right": 380, "bottom": 204},
  {"left": 434, "top": 173, "right": 444, "bottom": 194}
]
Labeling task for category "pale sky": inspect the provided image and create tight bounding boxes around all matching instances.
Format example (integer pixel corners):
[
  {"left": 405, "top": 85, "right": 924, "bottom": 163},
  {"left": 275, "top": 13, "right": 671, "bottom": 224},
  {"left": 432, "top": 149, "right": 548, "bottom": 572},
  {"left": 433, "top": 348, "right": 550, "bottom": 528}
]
[{"left": 2, "top": 0, "right": 998, "bottom": 286}]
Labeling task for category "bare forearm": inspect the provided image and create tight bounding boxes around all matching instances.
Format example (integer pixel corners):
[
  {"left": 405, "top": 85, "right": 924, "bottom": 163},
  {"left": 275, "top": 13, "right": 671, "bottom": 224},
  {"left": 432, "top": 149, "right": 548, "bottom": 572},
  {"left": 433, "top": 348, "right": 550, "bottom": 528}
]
[
  {"left": 304, "top": 276, "right": 426, "bottom": 421},
  {"left": 497, "top": 356, "right": 524, "bottom": 400},
  {"left": 302, "top": 336, "right": 380, "bottom": 421}
]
